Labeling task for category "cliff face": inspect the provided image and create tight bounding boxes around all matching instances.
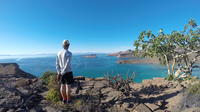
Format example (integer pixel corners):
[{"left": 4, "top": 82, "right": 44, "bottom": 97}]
[
  {"left": 0, "top": 63, "right": 46, "bottom": 112},
  {"left": 0, "top": 63, "right": 36, "bottom": 78}
]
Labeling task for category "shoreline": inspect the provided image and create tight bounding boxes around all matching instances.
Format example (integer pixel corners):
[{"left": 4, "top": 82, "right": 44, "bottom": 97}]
[{"left": 0, "top": 63, "right": 199, "bottom": 111}]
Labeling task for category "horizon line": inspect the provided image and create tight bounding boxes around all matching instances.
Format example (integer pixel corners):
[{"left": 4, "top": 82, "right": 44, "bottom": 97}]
[{"left": 0, "top": 52, "right": 114, "bottom": 56}]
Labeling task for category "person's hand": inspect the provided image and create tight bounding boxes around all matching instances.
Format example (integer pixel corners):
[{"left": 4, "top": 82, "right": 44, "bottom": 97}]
[{"left": 57, "top": 74, "right": 61, "bottom": 82}]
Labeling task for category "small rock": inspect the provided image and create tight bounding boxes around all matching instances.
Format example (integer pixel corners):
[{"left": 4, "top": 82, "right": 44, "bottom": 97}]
[
  {"left": 0, "top": 108, "right": 7, "bottom": 112},
  {"left": 101, "top": 87, "right": 114, "bottom": 94},
  {"left": 182, "top": 107, "right": 200, "bottom": 112},
  {"left": 31, "top": 78, "right": 38, "bottom": 83},
  {"left": 85, "top": 78, "right": 94, "bottom": 81},
  {"left": 115, "top": 100, "right": 123, "bottom": 104},
  {"left": 30, "top": 106, "right": 43, "bottom": 112},
  {"left": 6, "top": 109, "right": 15, "bottom": 112},
  {"left": 122, "top": 102, "right": 131, "bottom": 108},
  {"left": 14, "top": 79, "right": 31, "bottom": 87},
  {"left": 101, "top": 96, "right": 115, "bottom": 103},
  {"left": 101, "top": 90, "right": 122, "bottom": 103},
  {"left": 45, "top": 106, "right": 57, "bottom": 112},
  {"left": 15, "top": 108, "right": 27, "bottom": 112},
  {"left": 109, "top": 105, "right": 129, "bottom": 112},
  {"left": 94, "top": 80, "right": 108, "bottom": 89},
  {"left": 145, "top": 103, "right": 159, "bottom": 111},
  {"left": 40, "top": 99, "right": 49, "bottom": 104},
  {"left": 176, "top": 84, "right": 183, "bottom": 89},
  {"left": 17, "top": 87, "right": 31, "bottom": 95},
  {"left": 82, "top": 81, "right": 95, "bottom": 87},
  {"left": 94, "top": 77, "right": 105, "bottom": 81},
  {"left": 79, "top": 89, "right": 87, "bottom": 94},
  {"left": 133, "top": 103, "right": 153, "bottom": 112}
]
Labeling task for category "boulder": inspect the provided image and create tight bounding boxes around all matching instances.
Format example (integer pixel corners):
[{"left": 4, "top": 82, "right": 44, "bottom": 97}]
[
  {"left": 14, "top": 79, "right": 31, "bottom": 87},
  {"left": 85, "top": 78, "right": 95, "bottom": 81},
  {"left": 101, "top": 87, "right": 114, "bottom": 94},
  {"left": 45, "top": 106, "right": 57, "bottom": 112},
  {"left": 145, "top": 103, "right": 160, "bottom": 111},
  {"left": 94, "top": 80, "right": 108, "bottom": 89},
  {"left": 122, "top": 102, "right": 132, "bottom": 108},
  {"left": 94, "top": 77, "right": 105, "bottom": 81},
  {"left": 30, "top": 106, "right": 44, "bottom": 112},
  {"left": 0, "top": 108, "right": 7, "bottom": 112}
]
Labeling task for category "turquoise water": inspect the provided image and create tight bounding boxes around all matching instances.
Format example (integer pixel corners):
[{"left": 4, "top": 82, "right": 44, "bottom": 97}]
[
  {"left": 0, "top": 54, "right": 169, "bottom": 82},
  {"left": 1, "top": 54, "right": 199, "bottom": 82}
]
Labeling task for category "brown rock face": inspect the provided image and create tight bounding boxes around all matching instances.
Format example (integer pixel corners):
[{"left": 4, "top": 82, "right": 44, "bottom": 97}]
[
  {"left": 0, "top": 63, "right": 18, "bottom": 75},
  {"left": 0, "top": 63, "right": 47, "bottom": 112},
  {"left": 0, "top": 63, "right": 35, "bottom": 78}
]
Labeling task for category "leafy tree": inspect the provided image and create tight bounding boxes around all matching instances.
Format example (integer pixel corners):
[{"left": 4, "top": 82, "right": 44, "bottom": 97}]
[{"left": 134, "top": 19, "right": 200, "bottom": 78}]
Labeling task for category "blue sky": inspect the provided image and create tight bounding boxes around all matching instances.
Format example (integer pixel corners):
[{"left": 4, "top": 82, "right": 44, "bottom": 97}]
[{"left": 0, "top": 0, "right": 200, "bottom": 54}]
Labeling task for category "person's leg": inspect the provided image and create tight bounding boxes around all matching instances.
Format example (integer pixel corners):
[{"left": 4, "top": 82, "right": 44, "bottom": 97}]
[
  {"left": 60, "top": 84, "right": 67, "bottom": 101},
  {"left": 65, "top": 84, "right": 71, "bottom": 101},
  {"left": 60, "top": 74, "right": 68, "bottom": 102},
  {"left": 65, "top": 72, "right": 74, "bottom": 102}
]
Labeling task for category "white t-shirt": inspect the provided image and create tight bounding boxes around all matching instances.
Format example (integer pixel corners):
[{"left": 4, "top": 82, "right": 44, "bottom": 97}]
[{"left": 56, "top": 49, "right": 72, "bottom": 75}]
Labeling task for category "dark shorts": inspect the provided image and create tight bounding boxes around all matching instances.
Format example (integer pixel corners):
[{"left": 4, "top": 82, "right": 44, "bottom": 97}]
[{"left": 61, "top": 72, "right": 74, "bottom": 85}]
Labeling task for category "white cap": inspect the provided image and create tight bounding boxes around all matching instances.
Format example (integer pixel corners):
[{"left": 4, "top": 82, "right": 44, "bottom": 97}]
[{"left": 63, "top": 40, "right": 70, "bottom": 45}]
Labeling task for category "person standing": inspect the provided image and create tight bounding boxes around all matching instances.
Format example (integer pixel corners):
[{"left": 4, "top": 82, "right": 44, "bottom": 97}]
[{"left": 56, "top": 40, "right": 74, "bottom": 104}]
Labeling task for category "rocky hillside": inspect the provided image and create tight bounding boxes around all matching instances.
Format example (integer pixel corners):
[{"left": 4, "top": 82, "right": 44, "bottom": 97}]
[
  {"left": 0, "top": 63, "right": 35, "bottom": 78},
  {"left": 0, "top": 63, "right": 47, "bottom": 112},
  {"left": 108, "top": 49, "right": 134, "bottom": 57},
  {"left": 0, "top": 63, "right": 199, "bottom": 112}
]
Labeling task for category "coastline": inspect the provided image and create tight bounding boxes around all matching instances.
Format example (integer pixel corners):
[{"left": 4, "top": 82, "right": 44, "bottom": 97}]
[
  {"left": 0, "top": 63, "right": 199, "bottom": 111},
  {"left": 117, "top": 58, "right": 159, "bottom": 64},
  {"left": 108, "top": 50, "right": 160, "bottom": 64},
  {"left": 0, "top": 55, "right": 169, "bottom": 83}
]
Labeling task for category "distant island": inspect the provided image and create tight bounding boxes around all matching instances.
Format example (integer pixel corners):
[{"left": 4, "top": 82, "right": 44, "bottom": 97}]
[
  {"left": 82, "top": 54, "right": 97, "bottom": 58},
  {"left": 108, "top": 50, "right": 159, "bottom": 64},
  {"left": 108, "top": 49, "right": 134, "bottom": 58}
]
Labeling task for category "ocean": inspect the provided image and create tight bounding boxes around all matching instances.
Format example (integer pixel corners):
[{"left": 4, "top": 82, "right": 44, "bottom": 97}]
[{"left": 0, "top": 54, "right": 199, "bottom": 82}]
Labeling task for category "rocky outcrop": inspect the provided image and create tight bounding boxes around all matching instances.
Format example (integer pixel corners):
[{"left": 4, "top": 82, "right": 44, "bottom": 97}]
[
  {"left": 0, "top": 63, "right": 197, "bottom": 112},
  {"left": 0, "top": 63, "right": 36, "bottom": 78},
  {"left": 108, "top": 50, "right": 134, "bottom": 58},
  {"left": 0, "top": 63, "right": 46, "bottom": 112},
  {"left": 68, "top": 77, "right": 188, "bottom": 112}
]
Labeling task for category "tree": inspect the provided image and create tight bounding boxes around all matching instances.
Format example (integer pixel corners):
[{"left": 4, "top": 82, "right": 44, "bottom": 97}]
[{"left": 134, "top": 19, "right": 200, "bottom": 78}]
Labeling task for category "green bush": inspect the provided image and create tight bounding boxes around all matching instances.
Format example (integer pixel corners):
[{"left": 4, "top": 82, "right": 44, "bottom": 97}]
[
  {"left": 41, "top": 71, "right": 61, "bottom": 103},
  {"left": 41, "top": 71, "right": 57, "bottom": 84},
  {"left": 187, "top": 81, "right": 200, "bottom": 94},
  {"left": 46, "top": 88, "right": 61, "bottom": 103},
  {"left": 47, "top": 75, "right": 60, "bottom": 89}
]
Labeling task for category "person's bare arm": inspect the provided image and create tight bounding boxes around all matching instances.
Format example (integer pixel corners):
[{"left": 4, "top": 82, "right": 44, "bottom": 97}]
[{"left": 57, "top": 74, "right": 61, "bottom": 82}]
